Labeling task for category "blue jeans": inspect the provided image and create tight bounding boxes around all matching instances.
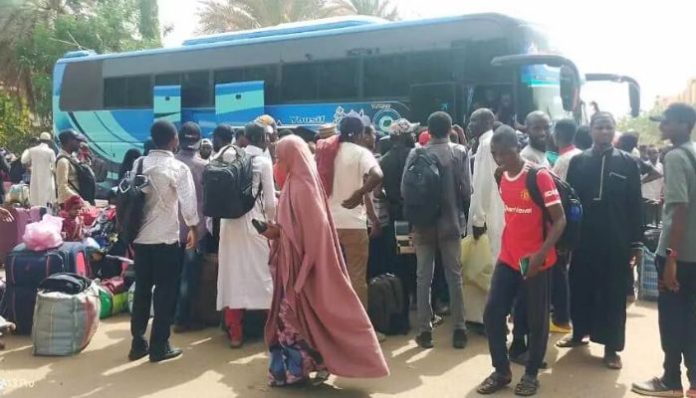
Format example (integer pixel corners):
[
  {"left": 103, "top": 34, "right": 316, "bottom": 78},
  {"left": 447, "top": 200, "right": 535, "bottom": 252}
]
[{"left": 175, "top": 238, "right": 206, "bottom": 326}]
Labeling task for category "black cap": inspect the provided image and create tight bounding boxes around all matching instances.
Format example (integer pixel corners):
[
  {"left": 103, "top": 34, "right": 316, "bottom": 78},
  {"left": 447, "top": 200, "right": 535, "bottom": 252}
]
[
  {"left": 178, "top": 122, "right": 202, "bottom": 149},
  {"left": 58, "top": 129, "right": 86, "bottom": 144},
  {"left": 650, "top": 103, "right": 696, "bottom": 126}
]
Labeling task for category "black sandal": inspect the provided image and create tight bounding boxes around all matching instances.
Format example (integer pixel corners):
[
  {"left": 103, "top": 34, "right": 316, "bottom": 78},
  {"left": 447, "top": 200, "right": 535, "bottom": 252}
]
[
  {"left": 477, "top": 372, "right": 512, "bottom": 395},
  {"left": 514, "top": 376, "right": 539, "bottom": 396},
  {"left": 556, "top": 335, "right": 589, "bottom": 348}
]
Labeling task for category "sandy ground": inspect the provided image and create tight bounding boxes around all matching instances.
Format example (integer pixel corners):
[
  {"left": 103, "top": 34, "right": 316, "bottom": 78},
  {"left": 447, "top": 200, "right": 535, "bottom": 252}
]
[{"left": 0, "top": 301, "right": 672, "bottom": 398}]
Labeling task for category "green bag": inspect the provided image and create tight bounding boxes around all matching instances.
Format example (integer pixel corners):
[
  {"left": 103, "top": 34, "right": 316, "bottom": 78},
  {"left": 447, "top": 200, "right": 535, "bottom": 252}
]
[
  {"left": 112, "top": 292, "right": 128, "bottom": 315},
  {"left": 97, "top": 286, "right": 113, "bottom": 319}
]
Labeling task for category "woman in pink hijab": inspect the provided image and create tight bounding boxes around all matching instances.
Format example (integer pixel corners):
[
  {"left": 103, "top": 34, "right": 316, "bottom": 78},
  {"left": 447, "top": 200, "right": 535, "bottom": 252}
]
[{"left": 260, "top": 135, "right": 389, "bottom": 386}]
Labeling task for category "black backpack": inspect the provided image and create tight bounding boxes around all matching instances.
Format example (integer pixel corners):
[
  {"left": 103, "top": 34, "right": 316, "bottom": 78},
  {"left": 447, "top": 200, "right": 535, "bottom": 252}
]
[
  {"left": 39, "top": 273, "right": 91, "bottom": 295},
  {"left": 57, "top": 155, "right": 97, "bottom": 204},
  {"left": 203, "top": 145, "right": 259, "bottom": 219},
  {"left": 115, "top": 158, "right": 149, "bottom": 244},
  {"left": 368, "top": 274, "right": 406, "bottom": 335},
  {"left": 402, "top": 148, "right": 442, "bottom": 227},
  {"left": 525, "top": 167, "right": 583, "bottom": 251}
]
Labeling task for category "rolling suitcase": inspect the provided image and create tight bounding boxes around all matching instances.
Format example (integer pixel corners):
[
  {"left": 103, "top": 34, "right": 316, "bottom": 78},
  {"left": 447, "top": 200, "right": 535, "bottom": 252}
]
[
  {"left": 3, "top": 285, "right": 37, "bottom": 334},
  {"left": 6, "top": 242, "right": 90, "bottom": 287}
]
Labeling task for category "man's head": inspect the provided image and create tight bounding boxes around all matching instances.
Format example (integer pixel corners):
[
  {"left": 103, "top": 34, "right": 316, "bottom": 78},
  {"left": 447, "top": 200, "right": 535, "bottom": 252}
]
[
  {"left": 58, "top": 129, "right": 86, "bottom": 153},
  {"left": 427, "top": 111, "right": 453, "bottom": 139},
  {"left": 590, "top": 111, "right": 617, "bottom": 149},
  {"left": 553, "top": 119, "right": 578, "bottom": 149},
  {"left": 647, "top": 145, "right": 660, "bottom": 164},
  {"left": 653, "top": 103, "right": 696, "bottom": 143},
  {"left": 178, "top": 122, "right": 202, "bottom": 151},
  {"left": 39, "top": 132, "right": 52, "bottom": 144},
  {"left": 212, "top": 124, "right": 234, "bottom": 151},
  {"left": 338, "top": 113, "right": 365, "bottom": 143},
  {"left": 525, "top": 111, "right": 551, "bottom": 152},
  {"left": 199, "top": 139, "right": 213, "bottom": 159},
  {"left": 234, "top": 128, "right": 249, "bottom": 148},
  {"left": 467, "top": 108, "right": 495, "bottom": 138},
  {"left": 490, "top": 125, "right": 521, "bottom": 171},
  {"left": 151, "top": 120, "right": 179, "bottom": 152},
  {"left": 361, "top": 124, "right": 377, "bottom": 151},
  {"left": 617, "top": 132, "right": 639, "bottom": 153},
  {"left": 245, "top": 122, "right": 268, "bottom": 150}
]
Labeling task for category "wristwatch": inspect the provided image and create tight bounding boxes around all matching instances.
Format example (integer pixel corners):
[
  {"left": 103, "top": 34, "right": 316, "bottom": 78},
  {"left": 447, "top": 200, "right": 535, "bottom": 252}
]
[{"left": 666, "top": 248, "right": 678, "bottom": 259}]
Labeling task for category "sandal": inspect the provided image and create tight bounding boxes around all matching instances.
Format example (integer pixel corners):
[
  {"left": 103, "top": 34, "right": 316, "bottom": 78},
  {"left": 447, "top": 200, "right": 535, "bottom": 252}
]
[
  {"left": 477, "top": 372, "right": 512, "bottom": 395},
  {"left": 514, "top": 375, "right": 539, "bottom": 396},
  {"left": 603, "top": 353, "right": 623, "bottom": 370},
  {"left": 311, "top": 370, "right": 330, "bottom": 386},
  {"left": 556, "top": 335, "right": 589, "bottom": 348}
]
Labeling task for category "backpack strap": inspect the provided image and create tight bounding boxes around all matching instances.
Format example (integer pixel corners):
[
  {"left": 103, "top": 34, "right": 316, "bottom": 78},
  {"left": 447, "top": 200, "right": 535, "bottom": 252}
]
[{"left": 525, "top": 166, "right": 550, "bottom": 239}]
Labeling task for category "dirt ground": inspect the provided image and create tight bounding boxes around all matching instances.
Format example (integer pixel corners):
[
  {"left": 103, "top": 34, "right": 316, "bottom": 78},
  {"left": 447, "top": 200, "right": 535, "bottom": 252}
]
[{"left": 0, "top": 301, "right": 671, "bottom": 398}]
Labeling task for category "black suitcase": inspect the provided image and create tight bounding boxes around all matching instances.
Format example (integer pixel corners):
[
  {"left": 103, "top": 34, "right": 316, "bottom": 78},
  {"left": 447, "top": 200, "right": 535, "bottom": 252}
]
[{"left": 2, "top": 285, "right": 37, "bottom": 334}]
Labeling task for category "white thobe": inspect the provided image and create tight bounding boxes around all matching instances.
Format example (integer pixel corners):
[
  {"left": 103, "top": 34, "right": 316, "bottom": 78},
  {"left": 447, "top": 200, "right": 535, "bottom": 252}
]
[
  {"left": 21, "top": 143, "right": 56, "bottom": 207},
  {"left": 465, "top": 130, "right": 505, "bottom": 323},
  {"left": 216, "top": 145, "right": 277, "bottom": 310}
]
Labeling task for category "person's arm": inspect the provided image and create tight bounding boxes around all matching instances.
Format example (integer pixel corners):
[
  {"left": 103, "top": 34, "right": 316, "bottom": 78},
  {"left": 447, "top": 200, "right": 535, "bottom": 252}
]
[
  {"left": 627, "top": 156, "right": 645, "bottom": 267},
  {"left": 176, "top": 165, "right": 200, "bottom": 249},
  {"left": 20, "top": 149, "right": 30, "bottom": 166},
  {"left": 0, "top": 207, "right": 14, "bottom": 222},
  {"left": 469, "top": 141, "right": 494, "bottom": 239},
  {"left": 661, "top": 152, "right": 691, "bottom": 291},
  {"left": 343, "top": 150, "right": 383, "bottom": 209},
  {"left": 640, "top": 159, "right": 662, "bottom": 184},
  {"left": 527, "top": 171, "right": 567, "bottom": 278}
]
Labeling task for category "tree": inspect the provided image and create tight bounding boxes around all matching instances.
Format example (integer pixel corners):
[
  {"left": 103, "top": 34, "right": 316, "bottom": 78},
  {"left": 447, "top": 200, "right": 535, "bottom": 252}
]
[
  {"left": 0, "top": 89, "right": 33, "bottom": 154},
  {"left": 333, "top": 0, "right": 398, "bottom": 20}
]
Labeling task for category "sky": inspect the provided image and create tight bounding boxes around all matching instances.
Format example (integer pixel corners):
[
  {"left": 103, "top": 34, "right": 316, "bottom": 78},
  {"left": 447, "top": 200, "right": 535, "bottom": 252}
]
[{"left": 159, "top": 0, "right": 696, "bottom": 117}]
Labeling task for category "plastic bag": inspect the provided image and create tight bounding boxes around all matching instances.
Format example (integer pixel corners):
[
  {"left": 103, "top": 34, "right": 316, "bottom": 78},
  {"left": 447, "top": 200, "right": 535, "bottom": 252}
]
[
  {"left": 460, "top": 235, "right": 494, "bottom": 292},
  {"left": 23, "top": 214, "right": 64, "bottom": 251}
]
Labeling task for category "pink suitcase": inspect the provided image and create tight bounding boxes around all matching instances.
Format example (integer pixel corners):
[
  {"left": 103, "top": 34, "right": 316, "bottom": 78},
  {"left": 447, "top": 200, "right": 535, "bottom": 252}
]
[{"left": 0, "top": 207, "right": 44, "bottom": 263}]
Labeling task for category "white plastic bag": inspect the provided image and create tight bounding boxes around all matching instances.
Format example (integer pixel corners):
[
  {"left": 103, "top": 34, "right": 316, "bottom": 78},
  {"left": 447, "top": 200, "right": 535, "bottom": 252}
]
[{"left": 460, "top": 235, "right": 494, "bottom": 292}]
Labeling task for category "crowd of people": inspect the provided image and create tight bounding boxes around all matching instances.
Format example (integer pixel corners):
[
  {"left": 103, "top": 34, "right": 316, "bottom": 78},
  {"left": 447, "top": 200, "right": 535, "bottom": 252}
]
[{"left": 1, "top": 101, "right": 695, "bottom": 397}]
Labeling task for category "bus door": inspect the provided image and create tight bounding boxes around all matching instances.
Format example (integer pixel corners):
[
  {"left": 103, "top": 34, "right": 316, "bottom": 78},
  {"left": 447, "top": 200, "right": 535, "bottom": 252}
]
[
  {"left": 409, "top": 82, "right": 458, "bottom": 125},
  {"left": 215, "top": 81, "right": 265, "bottom": 125},
  {"left": 585, "top": 74, "right": 641, "bottom": 117},
  {"left": 154, "top": 85, "right": 182, "bottom": 123}
]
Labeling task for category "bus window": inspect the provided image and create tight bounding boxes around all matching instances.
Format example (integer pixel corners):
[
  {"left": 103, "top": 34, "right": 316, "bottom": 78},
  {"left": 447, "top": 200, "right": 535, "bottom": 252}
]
[
  {"left": 409, "top": 51, "right": 454, "bottom": 84},
  {"left": 282, "top": 63, "right": 317, "bottom": 101},
  {"left": 104, "top": 77, "right": 127, "bottom": 109},
  {"left": 214, "top": 68, "right": 244, "bottom": 85},
  {"left": 127, "top": 75, "right": 153, "bottom": 108},
  {"left": 155, "top": 73, "right": 181, "bottom": 86},
  {"left": 245, "top": 65, "right": 279, "bottom": 103},
  {"left": 317, "top": 59, "right": 358, "bottom": 100},
  {"left": 182, "top": 71, "right": 212, "bottom": 108},
  {"left": 363, "top": 54, "right": 409, "bottom": 98}
]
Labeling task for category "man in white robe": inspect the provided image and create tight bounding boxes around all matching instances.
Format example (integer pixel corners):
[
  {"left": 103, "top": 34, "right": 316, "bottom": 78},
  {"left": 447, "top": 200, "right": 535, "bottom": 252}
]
[{"left": 21, "top": 132, "right": 56, "bottom": 207}]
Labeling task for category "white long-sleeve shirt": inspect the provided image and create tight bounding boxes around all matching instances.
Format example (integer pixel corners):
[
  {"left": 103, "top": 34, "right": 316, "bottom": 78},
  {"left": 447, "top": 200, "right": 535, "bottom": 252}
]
[
  {"left": 133, "top": 150, "right": 200, "bottom": 245},
  {"left": 21, "top": 143, "right": 56, "bottom": 206},
  {"left": 468, "top": 130, "right": 505, "bottom": 259}
]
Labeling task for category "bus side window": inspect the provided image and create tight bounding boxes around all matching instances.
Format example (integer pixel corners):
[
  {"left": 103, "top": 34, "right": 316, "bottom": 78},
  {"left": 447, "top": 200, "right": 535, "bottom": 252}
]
[
  {"left": 182, "top": 71, "right": 212, "bottom": 108},
  {"left": 317, "top": 59, "right": 359, "bottom": 101},
  {"left": 282, "top": 63, "right": 317, "bottom": 102},
  {"left": 363, "top": 54, "right": 409, "bottom": 98}
]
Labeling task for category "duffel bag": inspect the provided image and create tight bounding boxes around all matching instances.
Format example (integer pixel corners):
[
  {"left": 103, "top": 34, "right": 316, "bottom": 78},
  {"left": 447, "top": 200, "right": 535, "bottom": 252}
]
[
  {"left": 32, "top": 281, "right": 100, "bottom": 356},
  {"left": 97, "top": 286, "right": 113, "bottom": 319},
  {"left": 6, "top": 242, "right": 90, "bottom": 288},
  {"left": 112, "top": 292, "right": 128, "bottom": 315}
]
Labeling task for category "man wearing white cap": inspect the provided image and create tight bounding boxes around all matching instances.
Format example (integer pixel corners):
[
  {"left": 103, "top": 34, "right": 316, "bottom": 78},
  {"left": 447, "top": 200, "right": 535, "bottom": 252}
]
[{"left": 21, "top": 132, "right": 56, "bottom": 207}]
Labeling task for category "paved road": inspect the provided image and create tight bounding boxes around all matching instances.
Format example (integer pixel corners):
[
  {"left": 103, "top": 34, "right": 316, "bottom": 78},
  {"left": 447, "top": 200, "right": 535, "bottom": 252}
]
[{"left": 0, "top": 302, "right": 668, "bottom": 397}]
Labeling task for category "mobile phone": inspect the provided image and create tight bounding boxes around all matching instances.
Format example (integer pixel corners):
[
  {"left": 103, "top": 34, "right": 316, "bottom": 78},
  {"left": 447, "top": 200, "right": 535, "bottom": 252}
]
[{"left": 251, "top": 219, "right": 268, "bottom": 234}]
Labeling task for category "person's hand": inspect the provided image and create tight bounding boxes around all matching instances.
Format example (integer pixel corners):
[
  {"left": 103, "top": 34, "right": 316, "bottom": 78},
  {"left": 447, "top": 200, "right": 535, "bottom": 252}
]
[
  {"left": 260, "top": 223, "right": 281, "bottom": 240},
  {"left": 526, "top": 251, "right": 545, "bottom": 279},
  {"left": 663, "top": 257, "right": 680, "bottom": 292},
  {"left": 472, "top": 225, "right": 486, "bottom": 240},
  {"left": 630, "top": 248, "right": 643, "bottom": 269},
  {"left": 342, "top": 190, "right": 364, "bottom": 209},
  {"left": 0, "top": 207, "right": 14, "bottom": 223},
  {"left": 370, "top": 224, "right": 383, "bottom": 239},
  {"left": 186, "top": 228, "right": 199, "bottom": 250}
]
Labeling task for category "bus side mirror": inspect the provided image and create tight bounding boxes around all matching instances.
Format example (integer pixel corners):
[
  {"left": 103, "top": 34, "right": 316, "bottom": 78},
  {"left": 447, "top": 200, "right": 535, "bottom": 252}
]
[
  {"left": 629, "top": 83, "right": 641, "bottom": 117},
  {"left": 560, "top": 66, "right": 579, "bottom": 112}
]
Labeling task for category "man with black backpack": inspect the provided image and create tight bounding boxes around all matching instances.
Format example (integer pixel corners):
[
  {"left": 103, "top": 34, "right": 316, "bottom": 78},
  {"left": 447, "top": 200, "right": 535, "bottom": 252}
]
[
  {"left": 402, "top": 111, "right": 471, "bottom": 350},
  {"left": 128, "top": 120, "right": 199, "bottom": 363},
  {"left": 56, "top": 130, "right": 96, "bottom": 205}
]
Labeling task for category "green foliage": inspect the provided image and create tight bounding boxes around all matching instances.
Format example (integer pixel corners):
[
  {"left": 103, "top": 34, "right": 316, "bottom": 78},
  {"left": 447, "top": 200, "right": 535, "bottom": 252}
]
[
  {"left": 0, "top": 89, "right": 34, "bottom": 153},
  {"left": 617, "top": 112, "right": 663, "bottom": 145}
]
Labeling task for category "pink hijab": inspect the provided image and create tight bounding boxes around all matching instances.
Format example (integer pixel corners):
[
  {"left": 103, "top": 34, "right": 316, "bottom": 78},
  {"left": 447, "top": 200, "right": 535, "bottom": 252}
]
[{"left": 265, "top": 135, "right": 389, "bottom": 378}]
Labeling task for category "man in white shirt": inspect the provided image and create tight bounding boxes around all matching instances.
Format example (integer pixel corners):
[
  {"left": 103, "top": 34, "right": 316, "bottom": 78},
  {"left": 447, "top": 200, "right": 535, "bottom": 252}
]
[
  {"left": 129, "top": 120, "right": 199, "bottom": 363},
  {"left": 21, "top": 132, "right": 56, "bottom": 207},
  {"left": 468, "top": 109, "right": 505, "bottom": 332},
  {"left": 642, "top": 145, "right": 664, "bottom": 225},
  {"left": 329, "top": 114, "right": 383, "bottom": 308},
  {"left": 553, "top": 120, "right": 584, "bottom": 181},
  {"left": 520, "top": 112, "right": 552, "bottom": 167}
]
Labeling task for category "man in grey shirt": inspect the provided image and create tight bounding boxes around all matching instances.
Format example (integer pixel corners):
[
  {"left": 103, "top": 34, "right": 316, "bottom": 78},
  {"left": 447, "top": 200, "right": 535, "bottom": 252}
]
[
  {"left": 633, "top": 103, "right": 696, "bottom": 398},
  {"left": 403, "top": 111, "right": 471, "bottom": 350}
]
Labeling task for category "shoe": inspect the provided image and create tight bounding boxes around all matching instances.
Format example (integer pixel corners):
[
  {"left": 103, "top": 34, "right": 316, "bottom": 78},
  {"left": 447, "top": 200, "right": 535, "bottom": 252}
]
[
  {"left": 549, "top": 321, "right": 572, "bottom": 334},
  {"left": 632, "top": 377, "right": 683, "bottom": 397},
  {"left": 376, "top": 332, "right": 387, "bottom": 343},
  {"left": 128, "top": 340, "right": 149, "bottom": 361},
  {"left": 477, "top": 371, "right": 512, "bottom": 395},
  {"left": 415, "top": 332, "right": 434, "bottom": 349},
  {"left": 603, "top": 351, "right": 623, "bottom": 370},
  {"left": 514, "top": 374, "right": 539, "bottom": 396},
  {"left": 149, "top": 344, "right": 183, "bottom": 363},
  {"left": 453, "top": 329, "right": 468, "bottom": 349}
]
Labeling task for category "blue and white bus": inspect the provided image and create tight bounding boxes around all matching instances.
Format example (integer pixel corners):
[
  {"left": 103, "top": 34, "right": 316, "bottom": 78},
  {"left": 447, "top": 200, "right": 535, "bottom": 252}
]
[{"left": 52, "top": 13, "right": 639, "bottom": 179}]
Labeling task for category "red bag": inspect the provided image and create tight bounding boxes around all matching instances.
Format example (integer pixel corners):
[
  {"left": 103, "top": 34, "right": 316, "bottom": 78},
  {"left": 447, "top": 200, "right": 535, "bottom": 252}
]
[{"left": 101, "top": 277, "right": 126, "bottom": 295}]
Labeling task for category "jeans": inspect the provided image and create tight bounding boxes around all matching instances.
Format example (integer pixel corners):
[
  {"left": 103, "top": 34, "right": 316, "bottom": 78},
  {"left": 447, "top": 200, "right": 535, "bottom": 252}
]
[
  {"left": 656, "top": 256, "right": 696, "bottom": 390},
  {"left": 415, "top": 239, "right": 466, "bottom": 333},
  {"left": 338, "top": 229, "right": 369, "bottom": 309},
  {"left": 131, "top": 243, "right": 182, "bottom": 352},
  {"left": 175, "top": 238, "right": 207, "bottom": 326},
  {"left": 484, "top": 262, "right": 550, "bottom": 377}
]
